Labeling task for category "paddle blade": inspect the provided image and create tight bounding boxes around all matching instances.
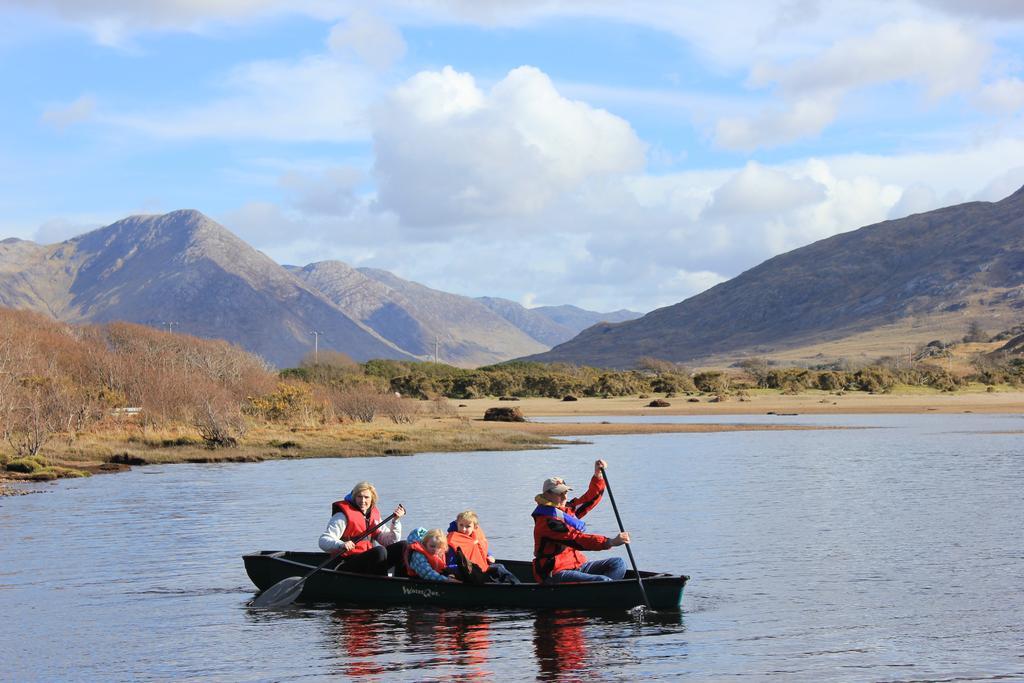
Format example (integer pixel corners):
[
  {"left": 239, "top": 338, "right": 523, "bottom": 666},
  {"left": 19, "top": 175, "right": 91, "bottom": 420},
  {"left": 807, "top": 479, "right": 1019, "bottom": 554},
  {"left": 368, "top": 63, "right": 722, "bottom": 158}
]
[
  {"left": 250, "top": 576, "right": 305, "bottom": 609},
  {"left": 628, "top": 604, "right": 656, "bottom": 621}
]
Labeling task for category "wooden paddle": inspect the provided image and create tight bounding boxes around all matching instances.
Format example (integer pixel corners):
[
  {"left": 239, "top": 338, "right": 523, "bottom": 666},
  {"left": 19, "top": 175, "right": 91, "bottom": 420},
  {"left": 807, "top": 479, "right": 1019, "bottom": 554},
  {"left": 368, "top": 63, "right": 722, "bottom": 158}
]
[
  {"left": 251, "top": 511, "right": 398, "bottom": 609},
  {"left": 599, "top": 466, "right": 651, "bottom": 610}
]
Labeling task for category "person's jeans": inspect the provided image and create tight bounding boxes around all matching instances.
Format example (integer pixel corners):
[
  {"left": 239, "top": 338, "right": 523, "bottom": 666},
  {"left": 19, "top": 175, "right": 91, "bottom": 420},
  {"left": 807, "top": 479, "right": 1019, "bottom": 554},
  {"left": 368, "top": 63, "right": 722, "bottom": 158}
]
[{"left": 544, "top": 557, "right": 626, "bottom": 584}]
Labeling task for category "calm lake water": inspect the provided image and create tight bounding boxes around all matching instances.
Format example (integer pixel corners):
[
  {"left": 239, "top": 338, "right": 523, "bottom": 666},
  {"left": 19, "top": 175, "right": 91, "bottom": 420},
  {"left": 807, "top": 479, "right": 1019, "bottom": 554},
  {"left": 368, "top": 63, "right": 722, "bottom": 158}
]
[{"left": 2, "top": 413, "right": 1022, "bottom": 681}]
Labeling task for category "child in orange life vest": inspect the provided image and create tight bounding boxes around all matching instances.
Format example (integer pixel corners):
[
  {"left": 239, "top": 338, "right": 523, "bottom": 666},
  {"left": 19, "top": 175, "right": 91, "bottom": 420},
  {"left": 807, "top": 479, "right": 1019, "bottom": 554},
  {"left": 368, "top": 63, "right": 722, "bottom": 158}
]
[
  {"left": 446, "top": 510, "right": 521, "bottom": 584},
  {"left": 406, "top": 528, "right": 459, "bottom": 582}
]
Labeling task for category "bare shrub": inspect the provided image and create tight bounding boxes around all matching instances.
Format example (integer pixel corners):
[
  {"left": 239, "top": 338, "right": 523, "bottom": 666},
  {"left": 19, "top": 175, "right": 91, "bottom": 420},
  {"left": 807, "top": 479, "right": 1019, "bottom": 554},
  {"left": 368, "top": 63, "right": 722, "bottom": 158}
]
[
  {"left": 330, "top": 387, "right": 384, "bottom": 423},
  {"left": 426, "top": 396, "right": 457, "bottom": 417},
  {"left": 5, "top": 376, "right": 77, "bottom": 457},
  {"left": 377, "top": 393, "right": 420, "bottom": 424},
  {"left": 0, "top": 311, "right": 274, "bottom": 442},
  {"left": 192, "top": 397, "right": 247, "bottom": 448}
]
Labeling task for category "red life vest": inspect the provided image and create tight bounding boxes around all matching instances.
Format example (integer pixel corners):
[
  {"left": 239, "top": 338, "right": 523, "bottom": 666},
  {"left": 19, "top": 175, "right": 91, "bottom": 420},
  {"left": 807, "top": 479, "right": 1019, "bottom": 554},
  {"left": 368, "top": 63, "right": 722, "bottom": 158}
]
[
  {"left": 405, "top": 541, "right": 449, "bottom": 577},
  {"left": 331, "top": 499, "right": 381, "bottom": 558},
  {"left": 531, "top": 476, "right": 609, "bottom": 582},
  {"left": 447, "top": 527, "right": 490, "bottom": 572}
]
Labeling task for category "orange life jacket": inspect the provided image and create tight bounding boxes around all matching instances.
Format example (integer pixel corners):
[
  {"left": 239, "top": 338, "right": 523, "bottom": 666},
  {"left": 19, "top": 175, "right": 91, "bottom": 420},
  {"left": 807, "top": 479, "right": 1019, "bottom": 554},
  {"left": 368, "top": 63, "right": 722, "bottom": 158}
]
[
  {"left": 405, "top": 541, "right": 448, "bottom": 577},
  {"left": 331, "top": 499, "right": 381, "bottom": 558},
  {"left": 447, "top": 527, "right": 490, "bottom": 572}
]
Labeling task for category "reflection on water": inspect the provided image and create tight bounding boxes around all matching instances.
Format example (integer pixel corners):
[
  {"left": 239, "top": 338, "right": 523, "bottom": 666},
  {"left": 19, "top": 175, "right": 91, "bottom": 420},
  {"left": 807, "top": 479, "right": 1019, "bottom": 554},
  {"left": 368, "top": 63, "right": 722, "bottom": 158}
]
[
  {"left": 534, "top": 611, "right": 589, "bottom": 680},
  {"left": 332, "top": 609, "right": 389, "bottom": 678},
  {"left": 322, "top": 608, "right": 497, "bottom": 680},
  {"left": 1, "top": 413, "right": 1022, "bottom": 681},
  {"left": 317, "top": 606, "right": 684, "bottom": 681}
]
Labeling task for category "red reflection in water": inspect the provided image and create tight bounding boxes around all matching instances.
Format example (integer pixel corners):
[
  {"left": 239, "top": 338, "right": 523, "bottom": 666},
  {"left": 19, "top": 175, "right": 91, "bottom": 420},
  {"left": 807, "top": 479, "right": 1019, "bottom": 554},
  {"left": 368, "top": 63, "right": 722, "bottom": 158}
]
[
  {"left": 333, "top": 609, "right": 387, "bottom": 678},
  {"left": 405, "top": 610, "right": 492, "bottom": 679},
  {"left": 330, "top": 608, "right": 493, "bottom": 679},
  {"left": 533, "top": 611, "right": 590, "bottom": 681}
]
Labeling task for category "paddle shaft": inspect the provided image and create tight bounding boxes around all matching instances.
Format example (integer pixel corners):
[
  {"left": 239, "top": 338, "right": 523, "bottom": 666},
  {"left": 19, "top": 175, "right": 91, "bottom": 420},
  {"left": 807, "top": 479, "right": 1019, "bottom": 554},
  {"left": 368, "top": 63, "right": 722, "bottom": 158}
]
[{"left": 599, "top": 466, "right": 651, "bottom": 609}]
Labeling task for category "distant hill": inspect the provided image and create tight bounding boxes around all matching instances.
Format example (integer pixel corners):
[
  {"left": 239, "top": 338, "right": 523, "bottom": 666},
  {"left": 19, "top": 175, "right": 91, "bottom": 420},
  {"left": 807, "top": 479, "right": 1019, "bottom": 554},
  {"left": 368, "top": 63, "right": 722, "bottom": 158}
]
[
  {"left": 526, "top": 186, "right": 1024, "bottom": 368},
  {"left": 291, "top": 262, "right": 547, "bottom": 367},
  {"left": 531, "top": 304, "right": 641, "bottom": 332},
  {"left": 476, "top": 298, "right": 641, "bottom": 348}
]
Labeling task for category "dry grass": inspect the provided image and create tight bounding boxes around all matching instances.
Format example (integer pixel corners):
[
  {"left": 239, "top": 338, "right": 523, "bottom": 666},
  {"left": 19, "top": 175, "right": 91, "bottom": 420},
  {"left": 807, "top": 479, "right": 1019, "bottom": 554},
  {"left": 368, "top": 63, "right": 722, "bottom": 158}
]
[
  {"left": 694, "top": 313, "right": 1011, "bottom": 369},
  {"left": 0, "top": 417, "right": 568, "bottom": 484}
]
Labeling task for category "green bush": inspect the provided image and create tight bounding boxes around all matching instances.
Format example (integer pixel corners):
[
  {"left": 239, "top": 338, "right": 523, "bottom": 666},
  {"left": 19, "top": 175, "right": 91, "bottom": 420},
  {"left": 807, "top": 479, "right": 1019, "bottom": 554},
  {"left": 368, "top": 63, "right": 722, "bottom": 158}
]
[
  {"left": 693, "top": 371, "right": 729, "bottom": 394},
  {"left": 5, "top": 456, "right": 46, "bottom": 473},
  {"left": 854, "top": 366, "right": 896, "bottom": 393}
]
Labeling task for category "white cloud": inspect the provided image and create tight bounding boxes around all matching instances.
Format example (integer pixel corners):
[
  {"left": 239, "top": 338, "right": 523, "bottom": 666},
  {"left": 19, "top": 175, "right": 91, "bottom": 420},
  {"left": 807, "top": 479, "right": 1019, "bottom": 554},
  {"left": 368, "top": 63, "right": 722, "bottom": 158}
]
[
  {"left": 974, "top": 165, "right": 1024, "bottom": 200},
  {"left": 977, "top": 77, "right": 1024, "bottom": 113},
  {"left": 41, "top": 94, "right": 97, "bottom": 130},
  {"left": 327, "top": 11, "right": 406, "bottom": 71},
  {"left": 33, "top": 216, "right": 101, "bottom": 243},
  {"left": 751, "top": 21, "right": 988, "bottom": 98},
  {"left": 279, "top": 166, "right": 364, "bottom": 216},
  {"left": 219, "top": 201, "right": 313, "bottom": 247},
  {"left": 716, "top": 21, "right": 990, "bottom": 149},
  {"left": 887, "top": 183, "right": 941, "bottom": 219},
  {"left": 917, "top": 0, "right": 1024, "bottom": 20},
  {"left": 11, "top": 0, "right": 315, "bottom": 46},
  {"left": 220, "top": 198, "right": 405, "bottom": 254},
  {"left": 372, "top": 65, "right": 646, "bottom": 226},
  {"left": 704, "top": 162, "right": 827, "bottom": 218},
  {"left": 104, "top": 56, "right": 377, "bottom": 142},
  {"left": 715, "top": 94, "right": 839, "bottom": 150}
]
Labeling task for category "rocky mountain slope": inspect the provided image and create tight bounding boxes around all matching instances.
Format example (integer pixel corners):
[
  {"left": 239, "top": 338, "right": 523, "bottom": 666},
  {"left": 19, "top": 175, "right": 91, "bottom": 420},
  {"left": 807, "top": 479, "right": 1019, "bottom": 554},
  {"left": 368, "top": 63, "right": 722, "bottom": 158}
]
[
  {"left": 527, "top": 187, "right": 1024, "bottom": 368},
  {"left": 291, "top": 262, "right": 547, "bottom": 367},
  {"left": 0, "top": 211, "right": 414, "bottom": 366},
  {"left": 0, "top": 210, "right": 639, "bottom": 367}
]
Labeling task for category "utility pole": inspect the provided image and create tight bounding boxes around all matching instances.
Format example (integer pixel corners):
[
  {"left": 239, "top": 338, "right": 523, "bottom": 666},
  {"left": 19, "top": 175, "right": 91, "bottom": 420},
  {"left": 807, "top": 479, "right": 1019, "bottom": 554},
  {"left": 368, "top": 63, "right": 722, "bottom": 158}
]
[
  {"left": 311, "top": 330, "right": 324, "bottom": 364},
  {"left": 162, "top": 321, "right": 178, "bottom": 334}
]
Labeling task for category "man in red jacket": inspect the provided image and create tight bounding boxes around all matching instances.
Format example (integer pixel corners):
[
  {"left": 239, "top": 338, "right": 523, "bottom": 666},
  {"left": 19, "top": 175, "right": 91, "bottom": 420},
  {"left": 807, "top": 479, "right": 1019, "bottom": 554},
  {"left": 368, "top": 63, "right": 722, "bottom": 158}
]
[{"left": 531, "top": 459, "right": 630, "bottom": 583}]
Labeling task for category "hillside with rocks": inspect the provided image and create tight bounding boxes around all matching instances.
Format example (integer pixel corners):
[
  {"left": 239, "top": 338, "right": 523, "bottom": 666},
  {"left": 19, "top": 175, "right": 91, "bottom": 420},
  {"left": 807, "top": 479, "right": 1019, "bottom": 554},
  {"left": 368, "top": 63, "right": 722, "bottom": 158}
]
[{"left": 527, "top": 187, "right": 1024, "bottom": 368}]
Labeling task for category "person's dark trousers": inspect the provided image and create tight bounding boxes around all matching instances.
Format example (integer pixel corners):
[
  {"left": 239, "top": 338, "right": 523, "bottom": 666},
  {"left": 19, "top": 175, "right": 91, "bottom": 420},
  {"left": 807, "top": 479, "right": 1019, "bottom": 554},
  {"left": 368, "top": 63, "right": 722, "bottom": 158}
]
[
  {"left": 335, "top": 546, "right": 388, "bottom": 575},
  {"left": 486, "top": 563, "right": 521, "bottom": 584},
  {"left": 334, "top": 542, "right": 409, "bottom": 575},
  {"left": 386, "top": 541, "right": 408, "bottom": 576}
]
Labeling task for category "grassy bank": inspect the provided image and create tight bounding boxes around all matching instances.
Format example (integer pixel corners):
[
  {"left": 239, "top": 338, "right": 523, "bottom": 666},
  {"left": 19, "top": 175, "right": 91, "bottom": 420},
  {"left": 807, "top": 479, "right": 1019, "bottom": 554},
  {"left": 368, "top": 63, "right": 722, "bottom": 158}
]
[{"left": 0, "top": 418, "right": 574, "bottom": 492}]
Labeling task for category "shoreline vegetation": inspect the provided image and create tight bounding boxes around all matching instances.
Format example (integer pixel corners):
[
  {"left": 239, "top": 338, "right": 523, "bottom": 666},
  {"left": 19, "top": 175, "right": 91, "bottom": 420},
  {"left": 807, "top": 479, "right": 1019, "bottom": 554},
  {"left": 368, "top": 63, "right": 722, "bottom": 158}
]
[{"left": 2, "top": 308, "right": 1022, "bottom": 494}]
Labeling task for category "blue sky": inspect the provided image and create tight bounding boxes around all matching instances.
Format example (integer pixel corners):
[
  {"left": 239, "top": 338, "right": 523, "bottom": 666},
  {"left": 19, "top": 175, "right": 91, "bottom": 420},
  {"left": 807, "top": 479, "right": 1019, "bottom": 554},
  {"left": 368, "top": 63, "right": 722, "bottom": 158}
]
[{"left": 3, "top": 1, "right": 1024, "bottom": 313}]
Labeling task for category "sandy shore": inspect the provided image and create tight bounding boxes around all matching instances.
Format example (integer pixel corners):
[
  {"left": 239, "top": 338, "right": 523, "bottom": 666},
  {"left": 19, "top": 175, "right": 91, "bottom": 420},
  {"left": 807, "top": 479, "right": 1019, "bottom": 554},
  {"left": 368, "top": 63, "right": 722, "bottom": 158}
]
[
  {"left": 475, "top": 420, "right": 846, "bottom": 436},
  {"left": 456, "top": 390, "right": 1024, "bottom": 419}
]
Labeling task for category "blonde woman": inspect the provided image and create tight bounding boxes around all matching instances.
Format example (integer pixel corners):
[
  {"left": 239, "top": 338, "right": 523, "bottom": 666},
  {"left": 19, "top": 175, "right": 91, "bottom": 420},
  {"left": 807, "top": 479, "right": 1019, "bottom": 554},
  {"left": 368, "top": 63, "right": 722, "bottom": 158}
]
[{"left": 319, "top": 481, "right": 406, "bottom": 575}]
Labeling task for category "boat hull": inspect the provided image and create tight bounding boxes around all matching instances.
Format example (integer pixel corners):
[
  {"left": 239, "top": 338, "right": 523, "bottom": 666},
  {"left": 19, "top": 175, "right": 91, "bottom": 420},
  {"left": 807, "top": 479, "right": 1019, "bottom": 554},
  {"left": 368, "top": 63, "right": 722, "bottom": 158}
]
[{"left": 244, "top": 551, "right": 688, "bottom": 610}]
